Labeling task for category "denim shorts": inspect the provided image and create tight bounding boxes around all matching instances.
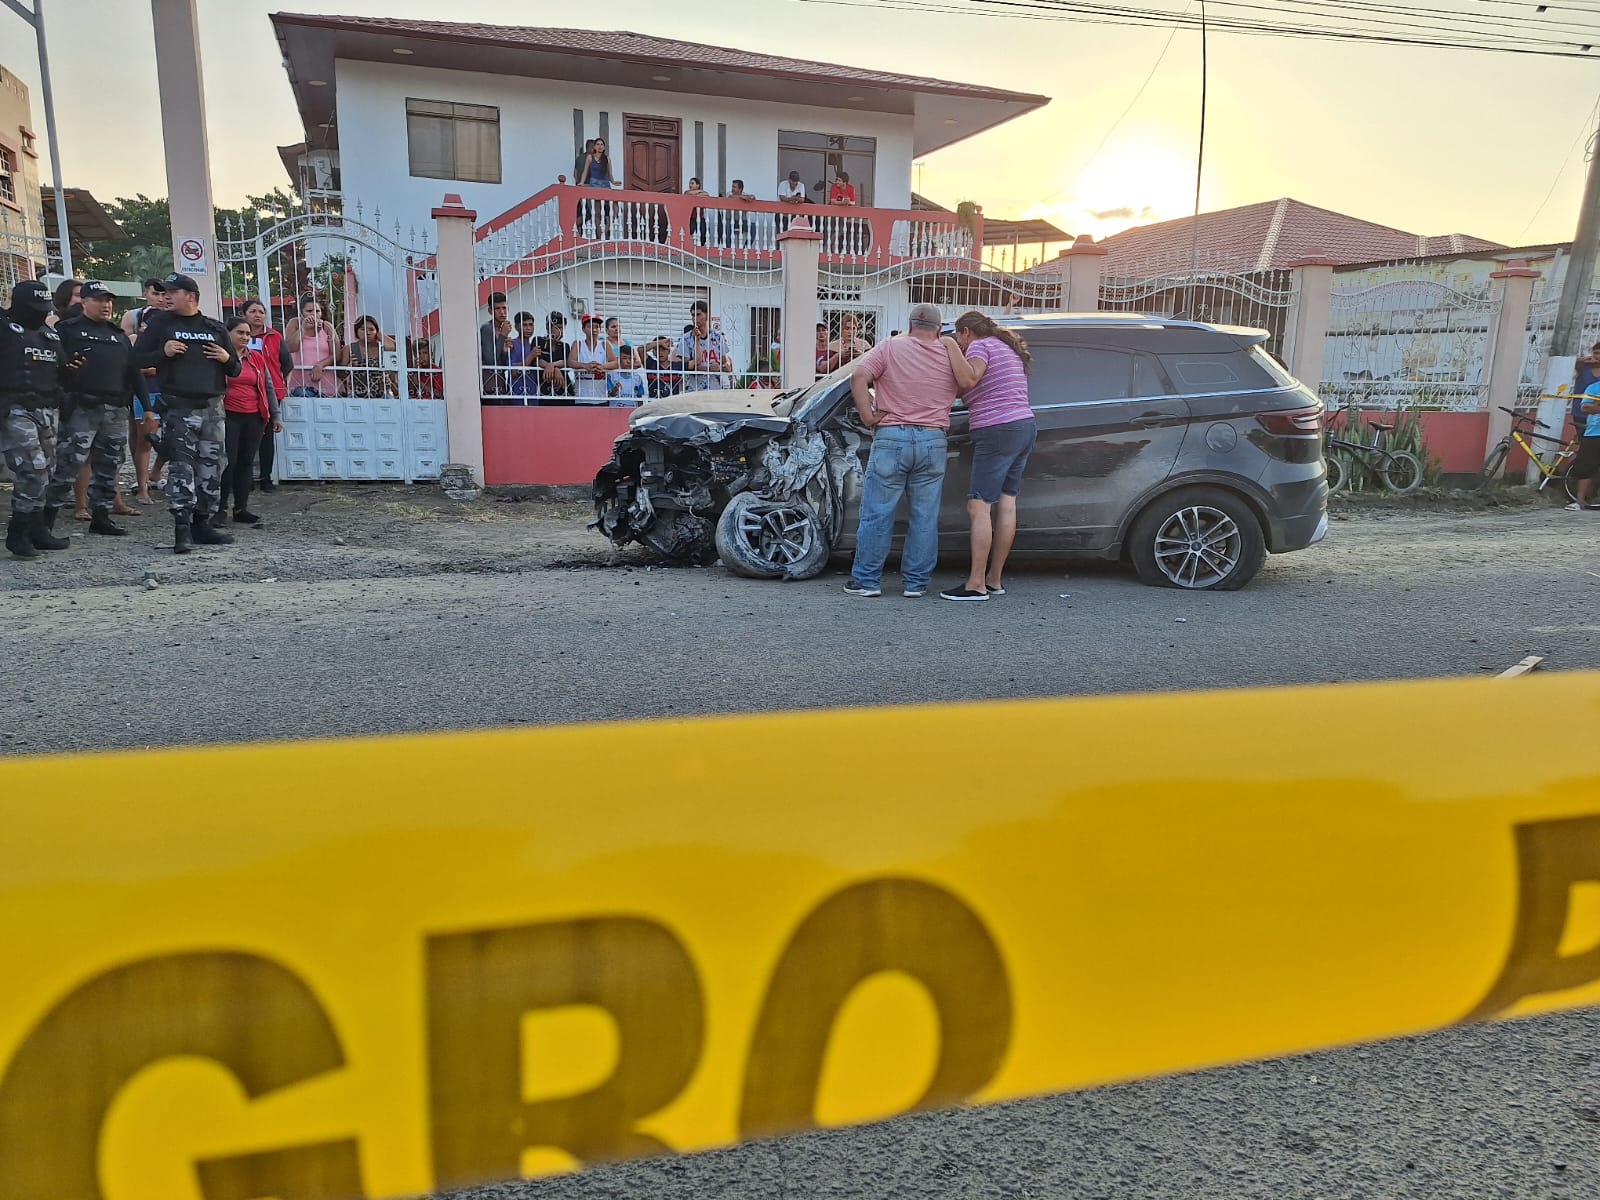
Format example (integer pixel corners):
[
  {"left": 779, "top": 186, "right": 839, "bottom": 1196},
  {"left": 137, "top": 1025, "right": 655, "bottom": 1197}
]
[{"left": 968, "top": 418, "right": 1037, "bottom": 502}]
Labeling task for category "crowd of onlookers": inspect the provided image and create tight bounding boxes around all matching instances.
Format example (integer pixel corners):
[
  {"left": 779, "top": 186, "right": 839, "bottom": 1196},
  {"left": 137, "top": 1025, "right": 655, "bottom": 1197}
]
[
  {"left": 568, "top": 137, "right": 860, "bottom": 207},
  {"left": 477, "top": 292, "right": 889, "bottom": 406}
]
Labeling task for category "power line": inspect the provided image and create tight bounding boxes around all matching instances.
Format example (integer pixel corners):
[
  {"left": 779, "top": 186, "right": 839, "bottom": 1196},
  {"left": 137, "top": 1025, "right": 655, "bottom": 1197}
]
[
  {"left": 1187, "top": 0, "right": 1208, "bottom": 310},
  {"left": 1519, "top": 97, "right": 1600, "bottom": 240},
  {"left": 793, "top": 0, "right": 1600, "bottom": 57}
]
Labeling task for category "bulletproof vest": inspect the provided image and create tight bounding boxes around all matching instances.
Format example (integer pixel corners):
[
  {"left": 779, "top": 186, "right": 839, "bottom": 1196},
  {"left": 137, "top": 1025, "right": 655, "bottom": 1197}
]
[
  {"left": 150, "top": 311, "right": 232, "bottom": 401},
  {"left": 0, "top": 321, "right": 63, "bottom": 403},
  {"left": 59, "top": 316, "right": 131, "bottom": 397}
]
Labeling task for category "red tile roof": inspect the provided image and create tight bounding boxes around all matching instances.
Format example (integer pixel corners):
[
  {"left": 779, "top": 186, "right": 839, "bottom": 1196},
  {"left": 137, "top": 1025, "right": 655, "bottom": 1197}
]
[
  {"left": 271, "top": 14, "right": 1048, "bottom": 105},
  {"left": 1061, "top": 198, "right": 1504, "bottom": 275}
]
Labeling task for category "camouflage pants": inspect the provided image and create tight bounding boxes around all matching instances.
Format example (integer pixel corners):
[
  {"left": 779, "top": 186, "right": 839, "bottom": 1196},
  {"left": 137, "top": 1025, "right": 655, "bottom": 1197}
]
[
  {"left": 160, "top": 398, "right": 225, "bottom": 519},
  {"left": 46, "top": 402, "right": 129, "bottom": 513},
  {"left": 0, "top": 405, "right": 58, "bottom": 515}
]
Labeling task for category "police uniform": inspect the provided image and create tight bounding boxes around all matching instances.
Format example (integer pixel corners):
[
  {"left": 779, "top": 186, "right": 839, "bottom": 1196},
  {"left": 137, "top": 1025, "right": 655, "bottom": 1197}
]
[
  {"left": 0, "top": 281, "right": 69, "bottom": 559},
  {"left": 131, "top": 274, "right": 239, "bottom": 554},
  {"left": 48, "top": 281, "right": 149, "bottom": 536}
]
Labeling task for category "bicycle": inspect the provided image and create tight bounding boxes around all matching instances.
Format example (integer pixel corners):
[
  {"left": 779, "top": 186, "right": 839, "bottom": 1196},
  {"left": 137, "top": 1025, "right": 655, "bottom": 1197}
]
[
  {"left": 1476, "top": 406, "right": 1578, "bottom": 500},
  {"left": 1324, "top": 413, "right": 1424, "bottom": 496}
]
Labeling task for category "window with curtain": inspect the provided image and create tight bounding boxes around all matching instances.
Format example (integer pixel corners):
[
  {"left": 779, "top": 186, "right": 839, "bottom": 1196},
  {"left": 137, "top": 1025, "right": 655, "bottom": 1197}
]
[{"left": 406, "top": 99, "right": 501, "bottom": 184}]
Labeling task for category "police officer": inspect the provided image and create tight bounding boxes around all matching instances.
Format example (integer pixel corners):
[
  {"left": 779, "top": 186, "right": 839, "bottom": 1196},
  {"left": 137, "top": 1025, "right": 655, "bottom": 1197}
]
[
  {"left": 131, "top": 273, "right": 239, "bottom": 554},
  {"left": 0, "top": 280, "right": 71, "bottom": 560},
  {"left": 48, "top": 281, "right": 149, "bottom": 537}
]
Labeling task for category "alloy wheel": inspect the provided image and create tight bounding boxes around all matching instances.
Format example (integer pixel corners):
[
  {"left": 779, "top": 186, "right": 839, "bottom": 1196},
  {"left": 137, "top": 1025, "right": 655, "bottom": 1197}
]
[
  {"left": 737, "top": 503, "right": 816, "bottom": 568},
  {"left": 1152, "top": 505, "right": 1242, "bottom": 588}
]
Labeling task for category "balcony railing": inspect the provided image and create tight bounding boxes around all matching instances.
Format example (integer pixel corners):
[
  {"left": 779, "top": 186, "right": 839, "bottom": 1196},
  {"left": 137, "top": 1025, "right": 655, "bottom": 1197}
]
[{"left": 475, "top": 184, "right": 983, "bottom": 266}]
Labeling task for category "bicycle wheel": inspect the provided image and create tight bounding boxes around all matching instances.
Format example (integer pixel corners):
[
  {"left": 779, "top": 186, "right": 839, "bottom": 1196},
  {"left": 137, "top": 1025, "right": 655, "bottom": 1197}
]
[
  {"left": 1561, "top": 463, "right": 1580, "bottom": 503},
  {"left": 1381, "top": 450, "right": 1423, "bottom": 495},
  {"left": 1325, "top": 451, "right": 1351, "bottom": 495},
  {"left": 1476, "top": 441, "right": 1510, "bottom": 490}
]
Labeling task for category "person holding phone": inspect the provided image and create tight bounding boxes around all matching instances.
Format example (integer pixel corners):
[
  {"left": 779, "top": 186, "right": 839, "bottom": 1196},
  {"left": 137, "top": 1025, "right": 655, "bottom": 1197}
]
[{"left": 568, "top": 314, "right": 616, "bottom": 405}]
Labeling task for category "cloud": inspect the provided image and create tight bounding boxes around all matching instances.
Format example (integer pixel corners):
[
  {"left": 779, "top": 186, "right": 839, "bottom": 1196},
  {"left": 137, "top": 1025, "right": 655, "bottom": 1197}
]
[{"left": 1090, "top": 205, "right": 1161, "bottom": 222}]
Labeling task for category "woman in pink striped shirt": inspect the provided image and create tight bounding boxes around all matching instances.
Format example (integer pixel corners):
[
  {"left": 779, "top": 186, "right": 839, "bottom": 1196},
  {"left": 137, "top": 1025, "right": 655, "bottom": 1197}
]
[{"left": 938, "top": 312, "right": 1036, "bottom": 601}]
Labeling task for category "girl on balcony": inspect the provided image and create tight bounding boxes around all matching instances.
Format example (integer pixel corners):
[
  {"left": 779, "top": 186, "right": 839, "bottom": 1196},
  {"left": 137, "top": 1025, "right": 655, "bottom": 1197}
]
[{"left": 578, "top": 137, "right": 616, "bottom": 239}]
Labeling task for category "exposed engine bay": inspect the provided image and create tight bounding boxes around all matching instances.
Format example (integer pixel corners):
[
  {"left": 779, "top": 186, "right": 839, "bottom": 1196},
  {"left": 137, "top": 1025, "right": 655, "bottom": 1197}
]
[{"left": 592, "top": 400, "right": 867, "bottom": 574}]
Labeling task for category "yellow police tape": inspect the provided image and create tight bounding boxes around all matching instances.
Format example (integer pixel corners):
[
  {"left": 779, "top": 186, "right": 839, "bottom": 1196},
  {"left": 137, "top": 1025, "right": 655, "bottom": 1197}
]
[{"left": 2, "top": 673, "right": 1599, "bottom": 1199}]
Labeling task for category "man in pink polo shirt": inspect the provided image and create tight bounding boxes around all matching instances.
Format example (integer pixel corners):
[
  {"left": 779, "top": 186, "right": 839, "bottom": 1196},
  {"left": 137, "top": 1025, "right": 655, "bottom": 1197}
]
[{"left": 843, "top": 303, "right": 959, "bottom": 598}]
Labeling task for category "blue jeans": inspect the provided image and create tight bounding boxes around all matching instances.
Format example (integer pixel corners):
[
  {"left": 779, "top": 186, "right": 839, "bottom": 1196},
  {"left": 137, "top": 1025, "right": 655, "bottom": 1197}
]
[{"left": 850, "top": 424, "right": 948, "bottom": 591}]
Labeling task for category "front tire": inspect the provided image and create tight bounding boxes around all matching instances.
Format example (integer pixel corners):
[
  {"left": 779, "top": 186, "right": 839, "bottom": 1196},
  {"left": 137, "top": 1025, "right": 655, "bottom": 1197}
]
[
  {"left": 1325, "top": 451, "right": 1350, "bottom": 495},
  {"left": 1380, "top": 450, "right": 1423, "bottom": 495},
  {"left": 1477, "top": 442, "right": 1510, "bottom": 490},
  {"left": 1129, "top": 486, "right": 1267, "bottom": 591},
  {"left": 715, "top": 492, "right": 831, "bottom": 580}
]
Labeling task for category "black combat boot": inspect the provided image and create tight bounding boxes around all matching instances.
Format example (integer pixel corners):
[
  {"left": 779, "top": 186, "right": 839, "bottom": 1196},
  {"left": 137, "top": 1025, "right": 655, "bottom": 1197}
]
[
  {"left": 30, "top": 508, "right": 70, "bottom": 551},
  {"left": 89, "top": 509, "right": 127, "bottom": 536},
  {"left": 5, "top": 515, "right": 38, "bottom": 559},
  {"left": 173, "top": 516, "right": 193, "bottom": 555},
  {"left": 191, "top": 515, "right": 234, "bottom": 546}
]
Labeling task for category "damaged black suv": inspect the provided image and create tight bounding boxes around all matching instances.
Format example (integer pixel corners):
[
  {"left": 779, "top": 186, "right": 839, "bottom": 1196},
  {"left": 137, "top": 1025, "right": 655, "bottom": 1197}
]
[{"left": 593, "top": 315, "right": 1328, "bottom": 590}]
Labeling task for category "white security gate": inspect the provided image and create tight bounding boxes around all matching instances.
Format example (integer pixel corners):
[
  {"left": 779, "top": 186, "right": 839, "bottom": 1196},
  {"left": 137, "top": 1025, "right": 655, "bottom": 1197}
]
[{"left": 217, "top": 207, "right": 444, "bottom": 481}]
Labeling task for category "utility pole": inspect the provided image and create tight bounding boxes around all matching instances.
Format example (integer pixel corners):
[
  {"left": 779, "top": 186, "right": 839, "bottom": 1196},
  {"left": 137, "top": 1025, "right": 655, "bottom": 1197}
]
[
  {"left": 151, "top": 0, "right": 220, "bottom": 316},
  {"left": 2, "top": 0, "right": 73, "bottom": 277},
  {"left": 1552, "top": 125, "right": 1600, "bottom": 359}
]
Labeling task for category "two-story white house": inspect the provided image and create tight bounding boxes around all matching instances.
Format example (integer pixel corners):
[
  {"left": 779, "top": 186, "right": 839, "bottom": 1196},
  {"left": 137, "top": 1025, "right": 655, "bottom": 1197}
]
[
  {"left": 258, "top": 14, "right": 1054, "bottom": 486},
  {"left": 271, "top": 13, "right": 1048, "bottom": 241}
]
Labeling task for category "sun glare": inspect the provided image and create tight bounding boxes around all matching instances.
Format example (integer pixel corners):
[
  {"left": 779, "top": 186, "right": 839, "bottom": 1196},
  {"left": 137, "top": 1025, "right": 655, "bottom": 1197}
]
[{"left": 1024, "top": 142, "right": 1198, "bottom": 241}]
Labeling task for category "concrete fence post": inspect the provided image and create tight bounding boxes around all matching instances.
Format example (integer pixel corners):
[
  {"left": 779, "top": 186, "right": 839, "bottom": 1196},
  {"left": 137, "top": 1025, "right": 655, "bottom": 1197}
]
[
  {"left": 778, "top": 218, "right": 823, "bottom": 390},
  {"left": 433, "top": 193, "right": 485, "bottom": 488},
  {"left": 1056, "top": 235, "right": 1108, "bottom": 313},
  {"left": 1483, "top": 260, "right": 1541, "bottom": 467},
  {"left": 1283, "top": 254, "right": 1336, "bottom": 391}
]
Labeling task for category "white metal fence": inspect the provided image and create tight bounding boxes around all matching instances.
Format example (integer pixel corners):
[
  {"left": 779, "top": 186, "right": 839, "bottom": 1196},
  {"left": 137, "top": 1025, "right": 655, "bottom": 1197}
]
[
  {"left": 217, "top": 201, "right": 445, "bottom": 482},
  {"left": 1098, "top": 253, "right": 1297, "bottom": 359}
]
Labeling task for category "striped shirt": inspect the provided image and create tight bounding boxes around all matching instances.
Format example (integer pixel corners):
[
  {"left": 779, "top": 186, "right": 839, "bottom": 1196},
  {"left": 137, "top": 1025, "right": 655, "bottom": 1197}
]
[{"left": 964, "top": 336, "right": 1033, "bottom": 430}]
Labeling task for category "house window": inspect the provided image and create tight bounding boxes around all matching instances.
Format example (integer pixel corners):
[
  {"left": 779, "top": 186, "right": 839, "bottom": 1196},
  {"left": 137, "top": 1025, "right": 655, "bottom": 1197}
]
[
  {"left": 406, "top": 98, "right": 501, "bottom": 184},
  {"left": 0, "top": 148, "right": 15, "bottom": 205},
  {"left": 778, "top": 131, "right": 875, "bottom": 207},
  {"left": 19, "top": 129, "right": 36, "bottom": 158}
]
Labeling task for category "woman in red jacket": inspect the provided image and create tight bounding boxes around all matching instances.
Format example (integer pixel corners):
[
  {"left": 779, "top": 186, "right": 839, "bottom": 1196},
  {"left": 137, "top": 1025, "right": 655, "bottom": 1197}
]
[
  {"left": 217, "top": 316, "right": 281, "bottom": 527},
  {"left": 242, "top": 300, "right": 291, "bottom": 492}
]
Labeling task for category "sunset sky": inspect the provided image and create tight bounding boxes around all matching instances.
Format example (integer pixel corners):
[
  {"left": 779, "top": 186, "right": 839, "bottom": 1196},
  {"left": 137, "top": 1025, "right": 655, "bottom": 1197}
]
[{"left": 4, "top": 0, "right": 1598, "bottom": 249}]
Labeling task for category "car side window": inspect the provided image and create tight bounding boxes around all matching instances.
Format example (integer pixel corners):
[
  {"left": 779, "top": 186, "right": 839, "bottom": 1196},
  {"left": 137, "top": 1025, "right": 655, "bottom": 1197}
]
[
  {"left": 1131, "top": 354, "right": 1170, "bottom": 398},
  {"left": 1030, "top": 346, "right": 1134, "bottom": 407},
  {"left": 1158, "top": 351, "right": 1279, "bottom": 395}
]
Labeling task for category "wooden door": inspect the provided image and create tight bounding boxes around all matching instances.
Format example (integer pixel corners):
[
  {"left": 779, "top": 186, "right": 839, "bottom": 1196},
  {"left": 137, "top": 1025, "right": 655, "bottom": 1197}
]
[{"left": 623, "top": 115, "right": 682, "bottom": 193}]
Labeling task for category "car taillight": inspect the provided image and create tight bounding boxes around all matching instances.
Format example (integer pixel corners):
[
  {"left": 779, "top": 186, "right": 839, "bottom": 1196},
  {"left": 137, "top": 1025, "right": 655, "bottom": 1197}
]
[{"left": 1255, "top": 406, "right": 1323, "bottom": 435}]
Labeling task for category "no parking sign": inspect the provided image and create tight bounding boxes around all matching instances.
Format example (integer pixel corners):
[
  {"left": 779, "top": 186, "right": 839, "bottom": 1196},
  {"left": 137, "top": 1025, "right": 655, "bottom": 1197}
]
[{"left": 177, "top": 236, "right": 207, "bottom": 275}]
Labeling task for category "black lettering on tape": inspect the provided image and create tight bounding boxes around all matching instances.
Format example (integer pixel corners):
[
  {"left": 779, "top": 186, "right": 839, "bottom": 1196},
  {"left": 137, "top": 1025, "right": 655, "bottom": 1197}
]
[
  {"left": 738, "top": 877, "right": 1013, "bottom": 1139},
  {"left": 0, "top": 952, "right": 349, "bottom": 1200},
  {"left": 1467, "top": 813, "right": 1600, "bottom": 1021},
  {"left": 196, "top": 1139, "right": 367, "bottom": 1200},
  {"left": 426, "top": 916, "right": 704, "bottom": 1189}
]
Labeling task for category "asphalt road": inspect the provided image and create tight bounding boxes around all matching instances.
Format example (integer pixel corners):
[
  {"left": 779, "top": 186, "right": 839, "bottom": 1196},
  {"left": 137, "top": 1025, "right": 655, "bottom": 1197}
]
[{"left": 4, "top": 485, "right": 1599, "bottom": 1197}]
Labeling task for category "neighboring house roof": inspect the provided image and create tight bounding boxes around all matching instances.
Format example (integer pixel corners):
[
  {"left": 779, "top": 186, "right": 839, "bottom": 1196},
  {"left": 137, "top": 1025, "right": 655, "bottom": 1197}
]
[
  {"left": 271, "top": 13, "right": 1049, "bottom": 159},
  {"left": 40, "top": 187, "right": 126, "bottom": 249},
  {"left": 1053, "top": 198, "right": 1505, "bottom": 275},
  {"left": 913, "top": 193, "right": 1070, "bottom": 244}
]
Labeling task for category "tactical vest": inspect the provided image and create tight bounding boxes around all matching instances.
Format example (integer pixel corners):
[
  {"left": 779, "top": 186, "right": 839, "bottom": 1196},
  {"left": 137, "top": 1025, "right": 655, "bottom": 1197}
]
[
  {"left": 0, "top": 323, "right": 63, "bottom": 406},
  {"left": 59, "top": 317, "right": 131, "bottom": 399}
]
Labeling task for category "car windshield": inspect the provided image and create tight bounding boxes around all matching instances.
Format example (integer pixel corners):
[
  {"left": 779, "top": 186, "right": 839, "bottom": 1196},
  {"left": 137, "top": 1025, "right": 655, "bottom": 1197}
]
[{"left": 782, "top": 363, "right": 854, "bottom": 420}]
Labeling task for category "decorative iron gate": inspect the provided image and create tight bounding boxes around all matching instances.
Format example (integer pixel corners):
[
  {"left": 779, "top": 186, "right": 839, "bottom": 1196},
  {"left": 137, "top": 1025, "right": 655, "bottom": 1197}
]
[
  {"left": 217, "top": 207, "right": 445, "bottom": 482},
  {"left": 1099, "top": 253, "right": 1297, "bottom": 360}
]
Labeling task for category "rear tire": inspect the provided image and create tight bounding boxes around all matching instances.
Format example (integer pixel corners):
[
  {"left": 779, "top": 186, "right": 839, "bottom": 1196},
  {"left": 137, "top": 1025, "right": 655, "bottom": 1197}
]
[
  {"left": 715, "top": 492, "right": 831, "bottom": 580},
  {"left": 1128, "top": 486, "right": 1267, "bottom": 591},
  {"left": 1380, "top": 450, "right": 1423, "bottom": 495},
  {"left": 1561, "top": 464, "right": 1580, "bottom": 503},
  {"left": 1477, "top": 441, "right": 1510, "bottom": 490}
]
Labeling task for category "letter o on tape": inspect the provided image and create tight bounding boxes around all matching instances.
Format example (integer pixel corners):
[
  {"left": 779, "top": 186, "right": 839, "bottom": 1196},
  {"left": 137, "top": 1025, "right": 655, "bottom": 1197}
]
[{"left": 739, "top": 877, "right": 1013, "bottom": 1139}]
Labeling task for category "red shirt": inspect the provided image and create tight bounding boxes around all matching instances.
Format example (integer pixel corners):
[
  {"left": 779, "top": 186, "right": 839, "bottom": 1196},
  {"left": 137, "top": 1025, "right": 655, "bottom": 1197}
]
[
  {"left": 225, "top": 349, "right": 272, "bottom": 419},
  {"left": 829, "top": 181, "right": 857, "bottom": 205}
]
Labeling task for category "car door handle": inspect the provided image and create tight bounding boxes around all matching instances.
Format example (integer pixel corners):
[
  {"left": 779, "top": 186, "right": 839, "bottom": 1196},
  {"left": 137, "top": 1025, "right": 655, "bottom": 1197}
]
[{"left": 1132, "top": 413, "right": 1176, "bottom": 426}]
